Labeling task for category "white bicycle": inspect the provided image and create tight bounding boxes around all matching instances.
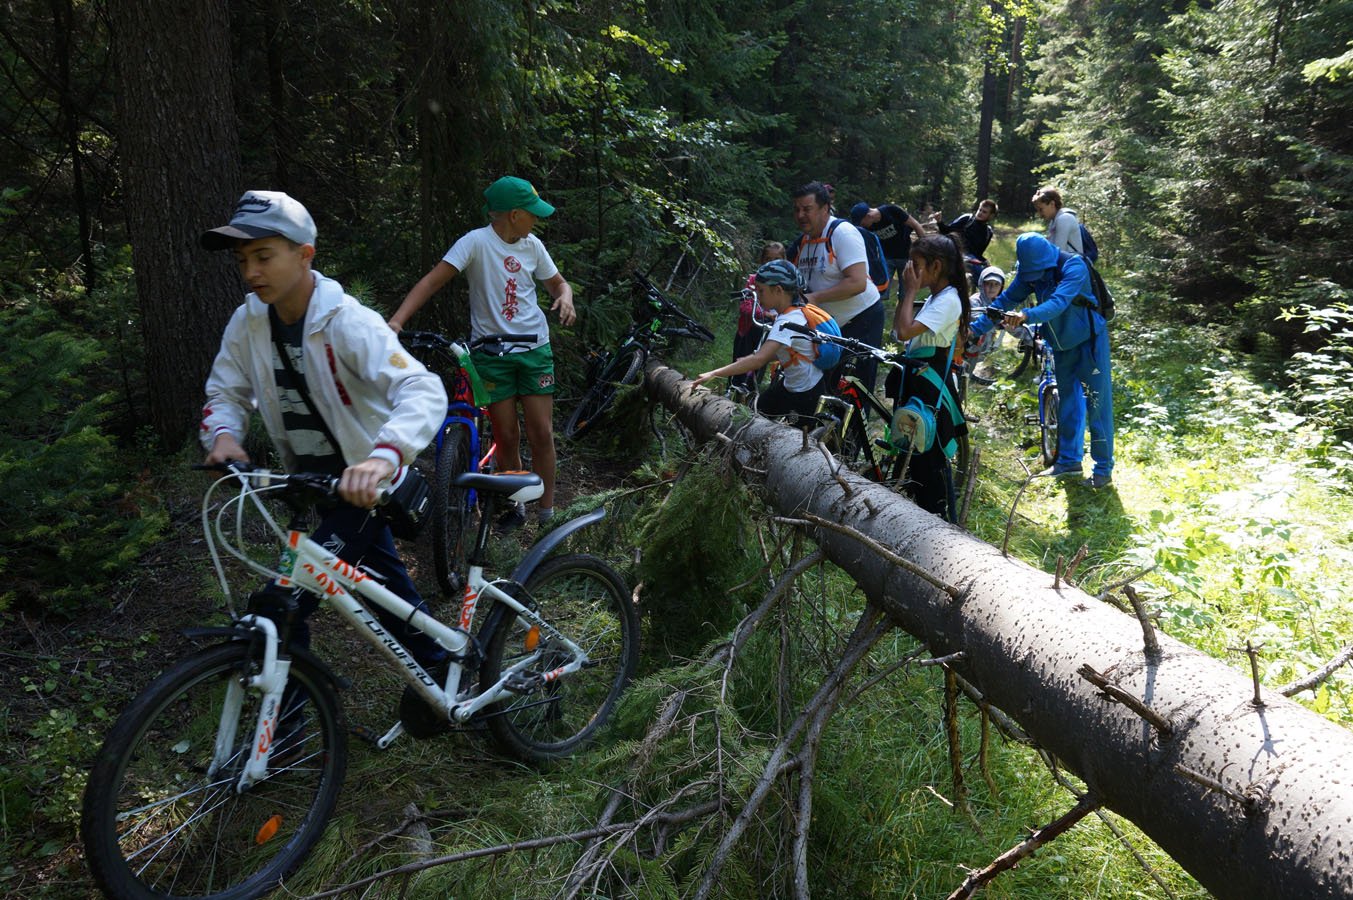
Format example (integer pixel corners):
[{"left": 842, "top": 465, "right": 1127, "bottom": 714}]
[{"left": 80, "top": 463, "right": 639, "bottom": 900}]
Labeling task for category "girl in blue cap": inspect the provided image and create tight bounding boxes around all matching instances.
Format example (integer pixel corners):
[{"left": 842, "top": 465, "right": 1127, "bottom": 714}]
[{"left": 693, "top": 259, "right": 828, "bottom": 419}]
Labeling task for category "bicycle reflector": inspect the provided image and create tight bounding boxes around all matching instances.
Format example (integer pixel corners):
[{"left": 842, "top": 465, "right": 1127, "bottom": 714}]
[
  {"left": 525, "top": 624, "right": 541, "bottom": 652},
  {"left": 256, "top": 813, "right": 283, "bottom": 845}
]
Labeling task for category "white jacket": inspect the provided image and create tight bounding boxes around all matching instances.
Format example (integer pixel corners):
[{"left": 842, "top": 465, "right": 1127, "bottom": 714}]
[
  {"left": 1048, "top": 208, "right": 1084, "bottom": 255},
  {"left": 201, "top": 269, "right": 447, "bottom": 472}
]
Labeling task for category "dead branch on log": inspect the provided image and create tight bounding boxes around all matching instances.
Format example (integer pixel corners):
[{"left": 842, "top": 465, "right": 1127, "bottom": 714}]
[
  {"left": 1174, "top": 764, "right": 1259, "bottom": 815},
  {"left": 1054, "top": 555, "right": 1066, "bottom": 590},
  {"left": 693, "top": 605, "right": 893, "bottom": 900},
  {"left": 944, "top": 668, "right": 971, "bottom": 818},
  {"left": 816, "top": 441, "right": 855, "bottom": 496},
  {"left": 1065, "top": 543, "right": 1089, "bottom": 581},
  {"left": 772, "top": 512, "right": 962, "bottom": 599},
  {"left": 846, "top": 645, "right": 930, "bottom": 704},
  {"left": 1078, "top": 664, "right": 1174, "bottom": 740},
  {"left": 1280, "top": 640, "right": 1353, "bottom": 697},
  {"left": 958, "top": 447, "right": 982, "bottom": 529},
  {"left": 1001, "top": 459, "right": 1035, "bottom": 557},
  {"left": 946, "top": 792, "right": 1103, "bottom": 900},
  {"left": 950, "top": 671, "right": 1033, "bottom": 745},
  {"left": 1123, "top": 584, "right": 1161, "bottom": 658},
  {"left": 1229, "top": 640, "right": 1265, "bottom": 707},
  {"left": 1095, "top": 563, "right": 1159, "bottom": 601}
]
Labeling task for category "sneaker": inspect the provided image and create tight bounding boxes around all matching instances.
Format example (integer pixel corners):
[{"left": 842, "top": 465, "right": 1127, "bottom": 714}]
[
  {"left": 1084, "top": 473, "right": 1113, "bottom": 489},
  {"left": 494, "top": 503, "right": 527, "bottom": 534},
  {"left": 1046, "top": 463, "right": 1083, "bottom": 479}
]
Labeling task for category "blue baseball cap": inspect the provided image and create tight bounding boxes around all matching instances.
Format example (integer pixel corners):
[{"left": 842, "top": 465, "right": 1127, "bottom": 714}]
[
  {"left": 202, "top": 191, "right": 317, "bottom": 250},
  {"left": 849, "top": 202, "right": 871, "bottom": 225},
  {"left": 754, "top": 259, "right": 803, "bottom": 292}
]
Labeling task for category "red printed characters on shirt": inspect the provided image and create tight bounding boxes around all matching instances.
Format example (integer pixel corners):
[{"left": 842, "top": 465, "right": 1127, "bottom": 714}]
[
  {"left": 503, "top": 277, "right": 519, "bottom": 321},
  {"left": 503, "top": 256, "right": 522, "bottom": 274}
]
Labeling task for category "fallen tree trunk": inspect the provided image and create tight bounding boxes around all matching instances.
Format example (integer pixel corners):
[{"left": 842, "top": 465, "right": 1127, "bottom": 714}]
[{"left": 647, "top": 362, "right": 1353, "bottom": 900}]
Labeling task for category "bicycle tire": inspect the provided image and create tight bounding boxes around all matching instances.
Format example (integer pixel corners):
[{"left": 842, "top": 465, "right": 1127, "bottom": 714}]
[
  {"left": 562, "top": 346, "right": 646, "bottom": 440},
  {"left": 1008, "top": 344, "right": 1036, "bottom": 380},
  {"left": 481, "top": 554, "right": 639, "bottom": 762},
  {"left": 82, "top": 641, "right": 346, "bottom": 900},
  {"left": 431, "top": 423, "right": 474, "bottom": 594},
  {"left": 953, "top": 432, "right": 972, "bottom": 493},
  {"left": 1041, "top": 387, "right": 1060, "bottom": 468}
]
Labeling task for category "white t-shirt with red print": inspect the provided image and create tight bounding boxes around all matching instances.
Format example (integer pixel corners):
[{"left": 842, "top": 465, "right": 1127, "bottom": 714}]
[{"left": 443, "top": 225, "right": 559, "bottom": 351}]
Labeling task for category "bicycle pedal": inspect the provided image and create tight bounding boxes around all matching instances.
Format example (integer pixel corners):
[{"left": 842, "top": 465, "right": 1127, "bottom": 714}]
[{"left": 1023, "top": 414, "right": 1039, "bottom": 426}]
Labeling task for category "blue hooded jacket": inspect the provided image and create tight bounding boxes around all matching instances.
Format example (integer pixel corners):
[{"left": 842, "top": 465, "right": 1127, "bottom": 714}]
[{"left": 973, "top": 234, "right": 1100, "bottom": 352}]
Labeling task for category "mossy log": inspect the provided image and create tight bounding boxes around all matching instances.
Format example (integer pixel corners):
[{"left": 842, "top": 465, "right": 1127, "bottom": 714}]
[{"left": 646, "top": 361, "right": 1353, "bottom": 900}]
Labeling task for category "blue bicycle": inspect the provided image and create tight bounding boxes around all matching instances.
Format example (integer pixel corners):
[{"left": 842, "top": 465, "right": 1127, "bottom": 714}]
[
  {"left": 400, "top": 331, "right": 536, "bottom": 592},
  {"left": 1014, "top": 322, "right": 1059, "bottom": 468}
]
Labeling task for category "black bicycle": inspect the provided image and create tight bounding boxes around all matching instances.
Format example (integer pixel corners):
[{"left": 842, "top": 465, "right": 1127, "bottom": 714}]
[
  {"left": 781, "top": 323, "right": 971, "bottom": 523},
  {"left": 563, "top": 271, "right": 715, "bottom": 439}
]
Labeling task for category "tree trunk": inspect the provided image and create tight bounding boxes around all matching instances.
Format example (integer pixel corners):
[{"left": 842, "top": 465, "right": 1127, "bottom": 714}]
[
  {"left": 975, "top": 57, "right": 996, "bottom": 202},
  {"left": 108, "top": 0, "right": 242, "bottom": 449},
  {"left": 646, "top": 363, "right": 1353, "bottom": 900}
]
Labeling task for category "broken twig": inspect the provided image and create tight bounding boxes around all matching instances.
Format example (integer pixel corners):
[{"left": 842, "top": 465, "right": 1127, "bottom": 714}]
[{"left": 1078, "top": 664, "right": 1174, "bottom": 740}]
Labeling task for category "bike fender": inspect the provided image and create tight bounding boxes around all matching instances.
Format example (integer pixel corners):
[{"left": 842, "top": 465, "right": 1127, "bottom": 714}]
[
  {"left": 180, "top": 626, "right": 350, "bottom": 691},
  {"left": 508, "top": 506, "right": 607, "bottom": 585}
]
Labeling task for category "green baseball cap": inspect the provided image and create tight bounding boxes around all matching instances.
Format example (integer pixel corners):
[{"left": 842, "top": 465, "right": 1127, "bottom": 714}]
[{"left": 482, "top": 176, "right": 555, "bottom": 218}]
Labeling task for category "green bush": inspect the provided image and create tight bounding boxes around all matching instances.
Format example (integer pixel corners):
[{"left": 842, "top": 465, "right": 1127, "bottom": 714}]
[{"left": 0, "top": 302, "right": 165, "bottom": 617}]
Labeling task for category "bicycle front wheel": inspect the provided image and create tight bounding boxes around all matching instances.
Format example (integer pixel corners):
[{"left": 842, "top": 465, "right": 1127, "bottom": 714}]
[
  {"left": 1041, "top": 386, "right": 1060, "bottom": 468},
  {"left": 82, "top": 642, "right": 347, "bottom": 900},
  {"left": 431, "top": 423, "right": 474, "bottom": 594},
  {"left": 562, "top": 346, "right": 646, "bottom": 439},
  {"left": 481, "top": 554, "right": 639, "bottom": 762}
]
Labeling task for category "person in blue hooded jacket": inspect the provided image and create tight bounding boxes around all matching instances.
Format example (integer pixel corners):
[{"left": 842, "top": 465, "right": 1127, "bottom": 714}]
[{"left": 972, "top": 233, "right": 1114, "bottom": 488}]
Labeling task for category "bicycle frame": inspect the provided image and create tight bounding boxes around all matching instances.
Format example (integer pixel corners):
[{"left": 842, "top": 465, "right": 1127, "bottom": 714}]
[{"left": 205, "top": 472, "right": 589, "bottom": 787}]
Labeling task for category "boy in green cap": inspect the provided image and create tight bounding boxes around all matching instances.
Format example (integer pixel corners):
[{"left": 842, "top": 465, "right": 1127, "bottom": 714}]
[{"left": 389, "top": 176, "right": 575, "bottom": 530}]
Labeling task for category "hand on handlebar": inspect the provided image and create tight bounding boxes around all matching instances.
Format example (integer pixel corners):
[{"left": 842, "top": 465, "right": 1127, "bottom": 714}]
[
  {"left": 206, "top": 434, "right": 251, "bottom": 468},
  {"left": 339, "top": 457, "right": 396, "bottom": 509},
  {"left": 1002, "top": 310, "right": 1028, "bottom": 329}
]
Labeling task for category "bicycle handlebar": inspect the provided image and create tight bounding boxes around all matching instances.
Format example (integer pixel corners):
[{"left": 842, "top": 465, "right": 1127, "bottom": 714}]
[
  {"left": 631, "top": 271, "right": 716, "bottom": 343},
  {"left": 399, "top": 331, "right": 538, "bottom": 356},
  {"left": 777, "top": 322, "right": 925, "bottom": 370},
  {"left": 195, "top": 461, "right": 407, "bottom": 508}
]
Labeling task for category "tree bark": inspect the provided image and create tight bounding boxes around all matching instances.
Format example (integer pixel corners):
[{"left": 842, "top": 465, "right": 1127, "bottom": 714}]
[
  {"left": 646, "top": 362, "right": 1353, "bottom": 900},
  {"left": 108, "top": 0, "right": 242, "bottom": 449}
]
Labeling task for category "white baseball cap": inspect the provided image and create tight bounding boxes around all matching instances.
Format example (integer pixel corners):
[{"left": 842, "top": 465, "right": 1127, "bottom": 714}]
[
  {"left": 201, "top": 191, "right": 317, "bottom": 250},
  {"left": 979, "top": 265, "right": 1006, "bottom": 285}
]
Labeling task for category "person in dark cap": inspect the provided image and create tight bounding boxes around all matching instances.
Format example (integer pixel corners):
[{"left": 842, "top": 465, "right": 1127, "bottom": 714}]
[
  {"left": 388, "top": 176, "right": 575, "bottom": 531},
  {"left": 849, "top": 201, "right": 928, "bottom": 290},
  {"left": 200, "top": 190, "right": 450, "bottom": 732}
]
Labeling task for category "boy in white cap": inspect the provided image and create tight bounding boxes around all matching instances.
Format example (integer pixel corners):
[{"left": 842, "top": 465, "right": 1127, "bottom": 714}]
[
  {"left": 200, "top": 190, "right": 450, "bottom": 680},
  {"left": 388, "top": 176, "right": 575, "bottom": 530}
]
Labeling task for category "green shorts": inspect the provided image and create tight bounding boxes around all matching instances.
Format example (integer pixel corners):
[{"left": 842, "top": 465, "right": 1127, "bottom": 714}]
[{"left": 471, "top": 344, "right": 556, "bottom": 404}]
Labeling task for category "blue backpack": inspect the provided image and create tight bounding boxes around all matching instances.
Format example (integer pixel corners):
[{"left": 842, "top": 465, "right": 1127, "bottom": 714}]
[
  {"left": 788, "top": 218, "right": 892, "bottom": 295},
  {"left": 788, "top": 303, "right": 844, "bottom": 371},
  {"left": 1079, "top": 222, "right": 1099, "bottom": 263}
]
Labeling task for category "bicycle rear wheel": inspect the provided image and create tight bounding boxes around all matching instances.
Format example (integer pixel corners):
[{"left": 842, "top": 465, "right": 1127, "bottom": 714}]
[
  {"left": 481, "top": 554, "right": 639, "bottom": 762},
  {"left": 1041, "top": 386, "right": 1060, "bottom": 468},
  {"left": 431, "top": 423, "right": 474, "bottom": 594},
  {"left": 82, "top": 642, "right": 346, "bottom": 900},
  {"left": 562, "top": 346, "right": 646, "bottom": 439}
]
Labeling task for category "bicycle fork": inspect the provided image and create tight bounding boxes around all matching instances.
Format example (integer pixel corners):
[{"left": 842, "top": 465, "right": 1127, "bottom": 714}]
[{"left": 212, "top": 615, "right": 291, "bottom": 792}]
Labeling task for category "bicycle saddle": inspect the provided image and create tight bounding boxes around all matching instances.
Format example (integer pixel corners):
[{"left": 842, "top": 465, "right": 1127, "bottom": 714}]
[{"left": 453, "top": 470, "right": 545, "bottom": 503}]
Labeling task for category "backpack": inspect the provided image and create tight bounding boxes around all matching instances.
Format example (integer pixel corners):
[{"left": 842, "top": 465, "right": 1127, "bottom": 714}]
[
  {"left": 788, "top": 218, "right": 892, "bottom": 294},
  {"left": 1078, "top": 222, "right": 1099, "bottom": 264},
  {"left": 787, "top": 303, "right": 843, "bottom": 371},
  {"left": 1056, "top": 251, "right": 1115, "bottom": 323}
]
